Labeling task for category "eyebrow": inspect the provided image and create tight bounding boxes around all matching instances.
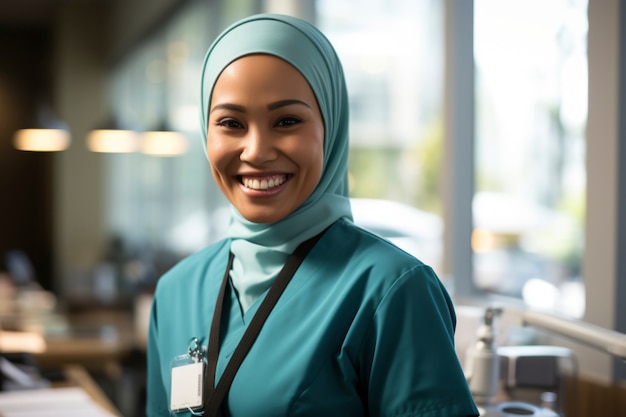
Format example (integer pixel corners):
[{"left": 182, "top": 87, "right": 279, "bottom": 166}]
[
  {"left": 210, "top": 99, "right": 311, "bottom": 113},
  {"left": 267, "top": 99, "right": 311, "bottom": 110},
  {"left": 210, "top": 103, "right": 245, "bottom": 113}
]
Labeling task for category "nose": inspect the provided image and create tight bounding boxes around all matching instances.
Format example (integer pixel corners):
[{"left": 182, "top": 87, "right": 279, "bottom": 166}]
[{"left": 239, "top": 126, "right": 276, "bottom": 165}]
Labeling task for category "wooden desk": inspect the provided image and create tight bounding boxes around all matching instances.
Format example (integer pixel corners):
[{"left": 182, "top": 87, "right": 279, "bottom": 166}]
[
  {"left": 2, "top": 309, "right": 145, "bottom": 416},
  {"left": 33, "top": 310, "right": 138, "bottom": 375},
  {"left": 55, "top": 365, "right": 122, "bottom": 417}
]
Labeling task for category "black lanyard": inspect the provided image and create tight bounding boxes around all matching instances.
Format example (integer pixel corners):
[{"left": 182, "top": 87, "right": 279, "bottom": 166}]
[{"left": 202, "top": 230, "right": 326, "bottom": 417}]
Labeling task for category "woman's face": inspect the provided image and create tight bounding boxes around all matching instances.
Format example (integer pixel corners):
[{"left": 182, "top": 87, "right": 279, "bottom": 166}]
[{"left": 207, "top": 54, "right": 324, "bottom": 224}]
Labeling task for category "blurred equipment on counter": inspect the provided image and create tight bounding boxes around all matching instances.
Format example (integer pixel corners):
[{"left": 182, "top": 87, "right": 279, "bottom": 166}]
[
  {"left": 465, "top": 306, "right": 561, "bottom": 417},
  {"left": 481, "top": 401, "right": 559, "bottom": 417},
  {"left": 498, "top": 345, "right": 576, "bottom": 415}
]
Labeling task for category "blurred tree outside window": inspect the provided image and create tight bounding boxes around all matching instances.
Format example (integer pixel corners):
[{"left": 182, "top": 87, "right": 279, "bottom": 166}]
[{"left": 317, "top": 0, "right": 446, "bottom": 272}]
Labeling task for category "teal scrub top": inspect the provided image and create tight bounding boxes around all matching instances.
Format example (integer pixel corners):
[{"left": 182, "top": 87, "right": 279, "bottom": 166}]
[{"left": 146, "top": 219, "right": 479, "bottom": 417}]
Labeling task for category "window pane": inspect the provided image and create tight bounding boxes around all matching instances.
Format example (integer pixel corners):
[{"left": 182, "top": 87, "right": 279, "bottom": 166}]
[
  {"left": 473, "top": 0, "right": 587, "bottom": 317},
  {"left": 317, "top": 0, "right": 445, "bottom": 272}
]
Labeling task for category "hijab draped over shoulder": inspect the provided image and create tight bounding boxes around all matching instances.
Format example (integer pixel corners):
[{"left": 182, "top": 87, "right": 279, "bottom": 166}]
[{"left": 200, "top": 14, "right": 352, "bottom": 311}]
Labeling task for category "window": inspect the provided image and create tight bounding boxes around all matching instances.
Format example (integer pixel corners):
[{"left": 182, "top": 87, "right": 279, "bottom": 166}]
[{"left": 473, "top": 0, "right": 587, "bottom": 317}]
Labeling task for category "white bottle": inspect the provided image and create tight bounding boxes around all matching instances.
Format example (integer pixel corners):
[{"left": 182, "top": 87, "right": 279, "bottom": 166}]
[{"left": 465, "top": 306, "right": 502, "bottom": 407}]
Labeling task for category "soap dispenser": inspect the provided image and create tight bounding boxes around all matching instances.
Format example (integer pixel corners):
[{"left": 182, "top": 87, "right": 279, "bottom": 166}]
[{"left": 465, "top": 306, "right": 502, "bottom": 408}]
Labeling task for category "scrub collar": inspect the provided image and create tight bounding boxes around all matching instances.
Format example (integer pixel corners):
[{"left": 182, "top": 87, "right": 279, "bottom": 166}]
[{"left": 200, "top": 14, "right": 352, "bottom": 312}]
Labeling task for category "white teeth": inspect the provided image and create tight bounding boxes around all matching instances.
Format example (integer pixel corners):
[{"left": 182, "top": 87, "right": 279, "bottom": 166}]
[{"left": 243, "top": 175, "right": 286, "bottom": 190}]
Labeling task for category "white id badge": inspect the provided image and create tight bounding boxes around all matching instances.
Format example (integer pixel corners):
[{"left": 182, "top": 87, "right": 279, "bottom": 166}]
[{"left": 169, "top": 338, "right": 206, "bottom": 413}]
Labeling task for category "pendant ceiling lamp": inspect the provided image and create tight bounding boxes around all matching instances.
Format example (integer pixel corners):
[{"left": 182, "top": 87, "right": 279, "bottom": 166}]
[
  {"left": 86, "top": 115, "right": 139, "bottom": 153},
  {"left": 13, "top": 105, "right": 71, "bottom": 152},
  {"left": 139, "top": 122, "right": 187, "bottom": 157}
]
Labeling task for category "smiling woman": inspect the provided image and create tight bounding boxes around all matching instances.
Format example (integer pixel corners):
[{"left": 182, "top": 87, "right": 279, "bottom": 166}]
[{"left": 146, "top": 13, "right": 478, "bottom": 417}]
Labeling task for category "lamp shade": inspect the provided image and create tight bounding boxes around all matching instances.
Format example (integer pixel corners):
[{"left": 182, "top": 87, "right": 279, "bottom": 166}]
[
  {"left": 13, "top": 105, "right": 71, "bottom": 152},
  {"left": 86, "top": 115, "right": 139, "bottom": 153},
  {"left": 87, "top": 129, "right": 139, "bottom": 153},
  {"left": 139, "top": 123, "right": 187, "bottom": 156},
  {"left": 14, "top": 128, "right": 70, "bottom": 152}
]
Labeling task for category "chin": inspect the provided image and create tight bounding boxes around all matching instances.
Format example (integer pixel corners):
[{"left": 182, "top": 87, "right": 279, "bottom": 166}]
[{"left": 240, "top": 209, "right": 286, "bottom": 225}]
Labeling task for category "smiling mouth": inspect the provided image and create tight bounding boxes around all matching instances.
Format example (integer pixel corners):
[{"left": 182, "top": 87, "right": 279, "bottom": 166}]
[{"left": 240, "top": 174, "right": 289, "bottom": 190}]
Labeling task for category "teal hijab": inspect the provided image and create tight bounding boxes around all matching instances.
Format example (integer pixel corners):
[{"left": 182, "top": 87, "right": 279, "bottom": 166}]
[{"left": 200, "top": 14, "right": 352, "bottom": 311}]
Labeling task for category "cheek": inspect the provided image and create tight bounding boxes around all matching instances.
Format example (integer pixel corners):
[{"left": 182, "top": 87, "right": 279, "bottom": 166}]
[
  {"left": 305, "top": 132, "right": 325, "bottom": 183},
  {"left": 207, "top": 139, "right": 233, "bottom": 194},
  {"left": 206, "top": 135, "right": 231, "bottom": 169}
]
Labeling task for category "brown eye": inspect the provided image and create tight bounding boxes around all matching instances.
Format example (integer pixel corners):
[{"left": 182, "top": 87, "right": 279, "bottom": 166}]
[
  {"left": 275, "top": 117, "right": 302, "bottom": 127},
  {"left": 217, "top": 118, "right": 244, "bottom": 129}
]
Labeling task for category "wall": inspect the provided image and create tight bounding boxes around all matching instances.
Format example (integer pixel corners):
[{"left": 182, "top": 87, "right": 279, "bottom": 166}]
[
  {"left": 53, "top": 2, "right": 108, "bottom": 295},
  {"left": 0, "top": 26, "right": 55, "bottom": 289},
  {"left": 583, "top": 0, "right": 622, "bottom": 384}
]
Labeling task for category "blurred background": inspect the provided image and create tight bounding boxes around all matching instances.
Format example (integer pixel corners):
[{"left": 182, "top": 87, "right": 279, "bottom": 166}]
[{"left": 0, "top": 0, "right": 624, "bottom": 416}]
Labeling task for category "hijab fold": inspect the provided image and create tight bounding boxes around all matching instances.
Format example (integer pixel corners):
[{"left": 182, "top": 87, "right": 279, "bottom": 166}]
[{"left": 200, "top": 14, "right": 352, "bottom": 312}]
